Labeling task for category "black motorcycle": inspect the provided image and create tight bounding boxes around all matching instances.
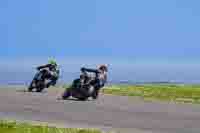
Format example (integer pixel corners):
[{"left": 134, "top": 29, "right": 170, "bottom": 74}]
[
  {"left": 28, "top": 68, "right": 51, "bottom": 92},
  {"left": 61, "top": 71, "right": 100, "bottom": 101}
]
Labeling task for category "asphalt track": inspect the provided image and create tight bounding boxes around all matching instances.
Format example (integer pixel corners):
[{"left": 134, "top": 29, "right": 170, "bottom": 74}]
[{"left": 0, "top": 88, "right": 200, "bottom": 133}]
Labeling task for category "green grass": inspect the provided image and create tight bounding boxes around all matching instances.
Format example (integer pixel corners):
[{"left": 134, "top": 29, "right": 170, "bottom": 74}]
[
  {"left": 0, "top": 120, "right": 101, "bottom": 133},
  {"left": 102, "top": 84, "right": 200, "bottom": 104}
]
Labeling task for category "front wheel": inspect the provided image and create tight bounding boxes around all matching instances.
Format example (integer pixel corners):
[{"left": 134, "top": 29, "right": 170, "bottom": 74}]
[
  {"left": 28, "top": 80, "right": 36, "bottom": 92},
  {"left": 62, "top": 89, "right": 71, "bottom": 100},
  {"left": 28, "top": 87, "right": 33, "bottom": 92},
  {"left": 35, "top": 80, "right": 45, "bottom": 92}
]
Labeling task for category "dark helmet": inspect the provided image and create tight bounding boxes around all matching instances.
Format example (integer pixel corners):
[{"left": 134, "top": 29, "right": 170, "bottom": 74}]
[{"left": 98, "top": 64, "right": 108, "bottom": 72}]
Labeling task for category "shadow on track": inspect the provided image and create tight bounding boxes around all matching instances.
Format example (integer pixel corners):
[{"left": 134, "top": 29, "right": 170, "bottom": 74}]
[
  {"left": 16, "top": 89, "right": 48, "bottom": 94},
  {"left": 56, "top": 97, "right": 95, "bottom": 102}
]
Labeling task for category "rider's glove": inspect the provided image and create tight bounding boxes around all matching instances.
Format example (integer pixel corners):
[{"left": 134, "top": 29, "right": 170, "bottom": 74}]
[{"left": 36, "top": 67, "right": 40, "bottom": 70}]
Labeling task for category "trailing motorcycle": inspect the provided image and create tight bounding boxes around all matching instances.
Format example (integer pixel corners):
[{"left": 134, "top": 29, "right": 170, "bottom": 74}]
[{"left": 61, "top": 70, "right": 100, "bottom": 101}]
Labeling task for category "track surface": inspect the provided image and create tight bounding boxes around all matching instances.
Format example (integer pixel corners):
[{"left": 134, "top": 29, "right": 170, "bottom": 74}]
[{"left": 0, "top": 88, "right": 200, "bottom": 133}]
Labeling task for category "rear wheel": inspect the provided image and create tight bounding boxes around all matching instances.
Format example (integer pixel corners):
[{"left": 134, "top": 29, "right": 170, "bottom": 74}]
[{"left": 92, "top": 89, "right": 99, "bottom": 99}]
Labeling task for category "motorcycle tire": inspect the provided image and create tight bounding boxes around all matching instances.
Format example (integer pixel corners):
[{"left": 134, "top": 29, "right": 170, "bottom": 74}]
[
  {"left": 28, "top": 80, "right": 36, "bottom": 92},
  {"left": 91, "top": 90, "right": 99, "bottom": 99},
  {"left": 36, "top": 80, "right": 45, "bottom": 92},
  {"left": 28, "top": 87, "right": 33, "bottom": 92},
  {"left": 62, "top": 89, "right": 71, "bottom": 99}
]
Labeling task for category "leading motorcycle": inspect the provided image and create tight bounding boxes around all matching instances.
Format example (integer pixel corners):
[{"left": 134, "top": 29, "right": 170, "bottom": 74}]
[{"left": 28, "top": 68, "right": 52, "bottom": 92}]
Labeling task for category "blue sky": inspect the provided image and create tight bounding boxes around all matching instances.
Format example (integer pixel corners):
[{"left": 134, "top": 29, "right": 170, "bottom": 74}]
[{"left": 1, "top": 0, "right": 200, "bottom": 84}]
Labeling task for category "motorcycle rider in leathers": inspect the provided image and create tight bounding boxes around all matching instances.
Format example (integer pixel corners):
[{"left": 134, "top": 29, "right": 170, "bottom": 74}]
[
  {"left": 28, "top": 59, "right": 60, "bottom": 91},
  {"left": 79, "top": 64, "right": 108, "bottom": 96}
]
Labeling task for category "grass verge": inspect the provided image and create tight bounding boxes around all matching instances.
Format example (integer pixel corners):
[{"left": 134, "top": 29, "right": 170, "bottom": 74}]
[
  {"left": 102, "top": 84, "right": 200, "bottom": 104},
  {"left": 0, "top": 120, "right": 101, "bottom": 133}
]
